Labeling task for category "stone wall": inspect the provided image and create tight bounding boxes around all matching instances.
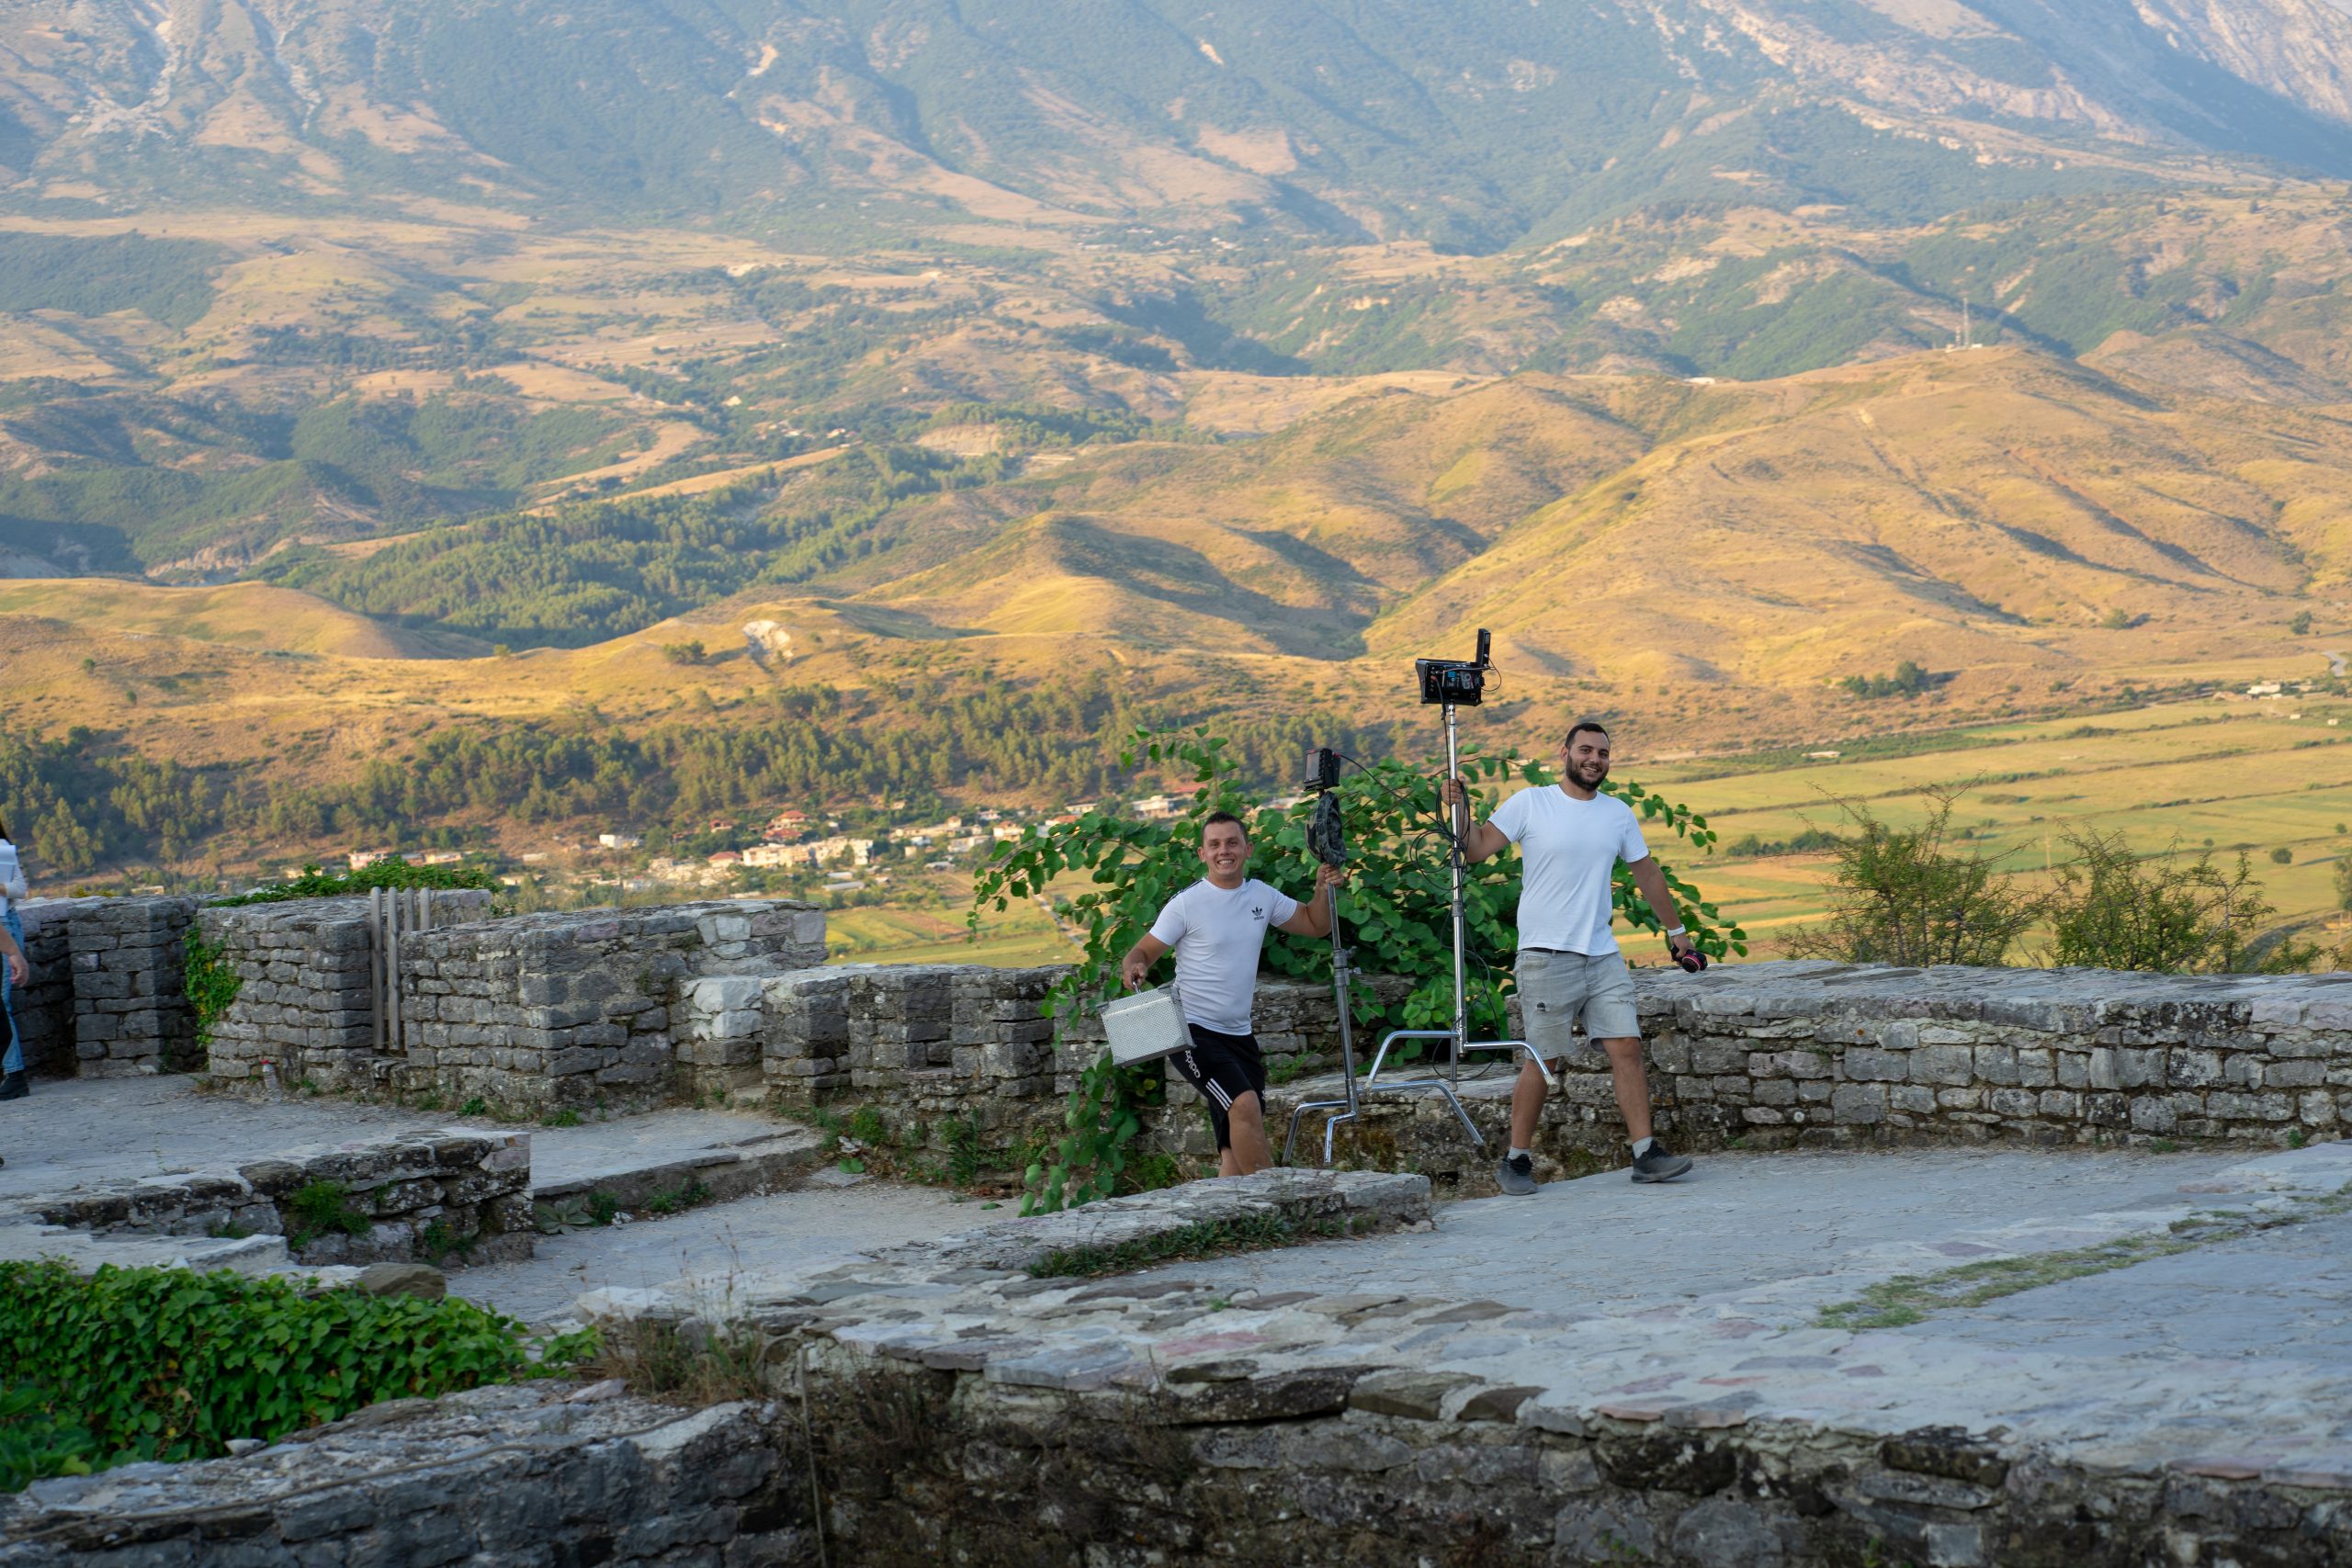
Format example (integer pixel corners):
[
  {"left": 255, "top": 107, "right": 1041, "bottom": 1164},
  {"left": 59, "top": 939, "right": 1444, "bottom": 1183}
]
[
  {"left": 67, "top": 895, "right": 198, "bottom": 1077},
  {"left": 1632, "top": 960, "right": 2352, "bottom": 1150},
  {"left": 1255, "top": 961, "right": 2352, "bottom": 1190},
  {"left": 673, "top": 963, "right": 1405, "bottom": 1164},
  {"left": 198, "top": 892, "right": 494, "bottom": 1096},
  {"left": 398, "top": 901, "right": 825, "bottom": 1113},
  {"left": 0, "top": 1384, "right": 803, "bottom": 1567},
  {"left": 22, "top": 1126, "right": 532, "bottom": 1267},
  {"left": 11, "top": 897, "right": 100, "bottom": 1077}
]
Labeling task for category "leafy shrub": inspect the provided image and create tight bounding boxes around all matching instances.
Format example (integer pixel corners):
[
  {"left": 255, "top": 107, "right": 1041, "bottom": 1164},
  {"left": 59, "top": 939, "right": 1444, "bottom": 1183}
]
[
  {"left": 0, "top": 1261, "right": 576, "bottom": 1484},
  {"left": 2269, "top": 846, "right": 2294, "bottom": 865},
  {"left": 2335, "top": 856, "right": 2352, "bottom": 913},
  {"left": 214, "top": 857, "right": 499, "bottom": 908},
  {"left": 1785, "top": 785, "right": 2043, "bottom": 967},
  {"left": 974, "top": 727, "right": 1741, "bottom": 1213},
  {"left": 1838, "top": 660, "right": 1932, "bottom": 699},
  {"left": 2046, "top": 831, "right": 2318, "bottom": 974},
  {"left": 0, "top": 1382, "right": 96, "bottom": 1493},
  {"left": 181, "top": 933, "right": 243, "bottom": 1056}
]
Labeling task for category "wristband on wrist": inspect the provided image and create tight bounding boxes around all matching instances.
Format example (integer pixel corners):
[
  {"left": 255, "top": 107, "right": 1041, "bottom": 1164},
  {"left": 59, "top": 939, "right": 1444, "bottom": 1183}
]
[{"left": 1665, "top": 926, "right": 1687, "bottom": 938}]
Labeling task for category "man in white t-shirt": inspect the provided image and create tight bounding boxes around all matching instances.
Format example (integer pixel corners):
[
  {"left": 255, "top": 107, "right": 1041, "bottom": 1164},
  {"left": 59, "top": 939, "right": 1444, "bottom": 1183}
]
[
  {"left": 1443, "top": 719, "right": 1702, "bottom": 1194},
  {"left": 1119, "top": 811, "right": 1341, "bottom": 1177}
]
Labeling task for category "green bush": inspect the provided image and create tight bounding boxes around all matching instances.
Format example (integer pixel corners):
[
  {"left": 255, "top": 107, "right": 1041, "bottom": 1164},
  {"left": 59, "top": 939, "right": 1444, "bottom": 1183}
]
[
  {"left": 2047, "top": 831, "right": 2318, "bottom": 975},
  {"left": 283, "top": 1181, "right": 371, "bottom": 1250},
  {"left": 1838, "top": 660, "right": 1932, "bottom": 700},
  {"left": 1786, "top": 785, "right": 2043, "bottom": 967},
  {"left": 182, "top": 932, "right": 243, "bottom": 1056},
  {"left": 0, "top": 1261, "right": 573, "bottom": 1486},
  {"left": 974, "top": 727, "right": 1741, "bottom": 1213},
  {"left": 0, "top": 1382, "right": 96, "bottom": 1493},
  {"left": 213, "top": 858, "right": 500, "bottom": 908}
]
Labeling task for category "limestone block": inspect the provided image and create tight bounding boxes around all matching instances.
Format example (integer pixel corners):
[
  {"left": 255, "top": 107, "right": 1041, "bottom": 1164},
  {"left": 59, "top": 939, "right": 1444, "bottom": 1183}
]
[
  {"left": 1843, "top": 1048, "right": 1908, "bottom": 1083},
  {"left": 1829, "top": 1083, "right": 1886, "bottom": 1124}
]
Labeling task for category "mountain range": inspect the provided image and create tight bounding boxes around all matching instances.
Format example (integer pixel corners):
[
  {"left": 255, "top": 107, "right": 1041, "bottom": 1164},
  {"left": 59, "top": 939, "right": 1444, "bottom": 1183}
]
[{"left": 2, "top": 0, "right": 2350, "bottom": 866}]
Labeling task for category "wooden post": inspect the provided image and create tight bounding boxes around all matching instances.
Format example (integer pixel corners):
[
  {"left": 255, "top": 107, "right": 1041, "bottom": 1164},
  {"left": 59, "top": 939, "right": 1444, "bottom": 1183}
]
[{"left": 370, "top": 887, "right": 386, "bottom": 1053}]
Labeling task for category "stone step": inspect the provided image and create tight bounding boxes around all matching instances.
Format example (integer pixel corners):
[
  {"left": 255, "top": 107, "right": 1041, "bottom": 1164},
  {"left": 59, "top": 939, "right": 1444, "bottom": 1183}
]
[
  {"left": 528, "top": 1117, "right": 830, "bottom": 1217},
  {"left": 0, "top": 1219, "right": 290, "bottom": 1276}
]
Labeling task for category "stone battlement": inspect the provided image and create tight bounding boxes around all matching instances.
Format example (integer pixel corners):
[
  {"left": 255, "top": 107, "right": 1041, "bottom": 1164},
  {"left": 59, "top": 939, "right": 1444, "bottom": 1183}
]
[{"left": 12, "top": 892, "right": 2350, "bottom": 1168}]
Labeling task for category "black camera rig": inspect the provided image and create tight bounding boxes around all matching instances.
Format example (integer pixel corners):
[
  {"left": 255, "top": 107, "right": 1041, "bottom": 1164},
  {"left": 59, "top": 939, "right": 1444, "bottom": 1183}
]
[
  {"left": 1303, "top": 746, "right": 1346, "bottom": 867},
  {"left": 1416, "top": 628, "right": 1492, "bottom": 706}
]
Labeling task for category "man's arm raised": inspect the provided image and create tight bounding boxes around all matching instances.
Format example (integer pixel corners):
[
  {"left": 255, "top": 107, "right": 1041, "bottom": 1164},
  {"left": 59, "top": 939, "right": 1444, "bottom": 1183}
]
[
  {"left": 1438, "top": 776, "right": 1511, "bottom": 864},
  {"left": 1274, "top": 863, "right": 1345, "bottom": 938}
]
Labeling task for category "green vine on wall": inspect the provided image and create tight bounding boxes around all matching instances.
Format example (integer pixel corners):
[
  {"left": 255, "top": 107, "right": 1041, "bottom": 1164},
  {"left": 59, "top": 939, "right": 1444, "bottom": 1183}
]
[
  {"left": 971, "top": 728, "right": 1745, "bottom": 1214},
  {"left": 181, "top": 932, "right": 243, "bottom": 1056}
]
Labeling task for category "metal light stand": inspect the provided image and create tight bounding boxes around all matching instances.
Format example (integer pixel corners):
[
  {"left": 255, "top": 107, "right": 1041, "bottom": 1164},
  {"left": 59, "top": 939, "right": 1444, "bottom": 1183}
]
[
  {"left": 1280, "top": 887, "right": 1365, "bottom": 1165},
  {"left": 1283, "top": 698, "right": 1554, "bottom": 1166},
  {"left": 1361, "top": 695, "right": 1555, "bottom": 1102}
]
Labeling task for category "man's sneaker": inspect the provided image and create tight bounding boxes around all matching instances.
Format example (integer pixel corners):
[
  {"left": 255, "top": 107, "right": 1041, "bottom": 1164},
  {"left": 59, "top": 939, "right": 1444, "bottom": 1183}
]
[
  {"left": 1630, "top": 1140, "right": 1693, "bottom": 1183},
  {"left": 1497, "top": 1153, "right": 1540, "bottom": 1196}
]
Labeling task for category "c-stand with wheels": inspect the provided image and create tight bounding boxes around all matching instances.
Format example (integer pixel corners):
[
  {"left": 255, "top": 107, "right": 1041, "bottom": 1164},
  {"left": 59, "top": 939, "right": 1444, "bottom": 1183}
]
[{"left": 1282, "top": 635, "right": 1554, "bottom": 1168}]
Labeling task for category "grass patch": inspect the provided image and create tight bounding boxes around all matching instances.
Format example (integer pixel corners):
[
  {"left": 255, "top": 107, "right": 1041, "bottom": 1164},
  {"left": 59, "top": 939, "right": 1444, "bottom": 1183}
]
[
  {"left": 643, "top": 1178, "right": 715, "bottom": 1216},
  {"left": 1817, "top": 1186, "right": 2352, "bottom": 1329},
  {"left": 1025, "top": 1211, "right": 1370, "bottom": 1280},
  {"left": 284, "top": 1180, "right": 371, "bottom": 1251}
]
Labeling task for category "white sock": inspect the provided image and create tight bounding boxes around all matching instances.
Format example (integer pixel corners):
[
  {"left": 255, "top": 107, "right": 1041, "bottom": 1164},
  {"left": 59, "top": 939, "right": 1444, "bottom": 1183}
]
[
  {"left": 1632, "top": 1136, "right": 1657, "bottom": 1158},
  {"left": 1507, "top": 1146, "right": 1531, "bottom": 1161}
]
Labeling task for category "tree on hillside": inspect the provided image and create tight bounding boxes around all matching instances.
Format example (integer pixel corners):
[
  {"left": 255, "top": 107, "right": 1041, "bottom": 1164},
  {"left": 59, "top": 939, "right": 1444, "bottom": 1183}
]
[
  {"left": 2045, "top": 830, "right": 2318, "bottom": 975},
  {"left": 1784, "top": 784, "right": 2043, "bottom": 967}
]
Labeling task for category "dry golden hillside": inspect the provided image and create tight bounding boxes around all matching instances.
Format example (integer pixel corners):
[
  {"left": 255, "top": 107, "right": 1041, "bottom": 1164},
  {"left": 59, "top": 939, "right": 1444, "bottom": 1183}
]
[{"left": 12, "top": 345, "right": 2346, "bottom": 787}]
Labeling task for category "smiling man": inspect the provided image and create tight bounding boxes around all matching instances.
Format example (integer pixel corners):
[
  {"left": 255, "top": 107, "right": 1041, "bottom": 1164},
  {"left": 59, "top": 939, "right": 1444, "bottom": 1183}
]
[
  {"left": 1443, "top": 719, "right": 1702, "bottom": 1194},
  {"left": 1119, "top": 811, "right": 1342, "bottom": 1177}
]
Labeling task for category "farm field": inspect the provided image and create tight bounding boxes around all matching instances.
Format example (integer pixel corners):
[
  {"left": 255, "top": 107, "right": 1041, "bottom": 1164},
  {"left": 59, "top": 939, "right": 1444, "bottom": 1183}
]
[{"left": 921, "top": 695, "right": 2352, "bottom": 973}]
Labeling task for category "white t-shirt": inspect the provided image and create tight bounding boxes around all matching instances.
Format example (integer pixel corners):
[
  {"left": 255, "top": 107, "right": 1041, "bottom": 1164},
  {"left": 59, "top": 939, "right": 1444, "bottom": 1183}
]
[
  {"left": 1147, "top": 877, "right": 1300, "bottom": 1035},
  {"left": 1488, "top": 786, "right": 1651, "bottom": 956}
]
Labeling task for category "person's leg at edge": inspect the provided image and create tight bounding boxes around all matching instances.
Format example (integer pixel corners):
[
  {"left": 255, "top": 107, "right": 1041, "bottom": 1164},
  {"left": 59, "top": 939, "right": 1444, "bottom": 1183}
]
[
  {"left": 1, "top": 906, "right": 23, "bottom": 1087},
  {"left": 1509, "top": 1055, "right": 1549, "bottom": 1153},
  {"left": 1600, "top": 1036, "right": 1651, "bottom": 1144},
  {"left": 1226, "top": 1091, "right": 1272, "bottom": 1177}
]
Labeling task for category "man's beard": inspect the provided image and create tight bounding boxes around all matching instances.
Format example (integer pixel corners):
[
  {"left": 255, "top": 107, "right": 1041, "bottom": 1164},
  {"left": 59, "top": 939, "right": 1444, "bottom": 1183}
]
[{"left": 1571, "top": 760, "right": 1609, "bottom": 788}]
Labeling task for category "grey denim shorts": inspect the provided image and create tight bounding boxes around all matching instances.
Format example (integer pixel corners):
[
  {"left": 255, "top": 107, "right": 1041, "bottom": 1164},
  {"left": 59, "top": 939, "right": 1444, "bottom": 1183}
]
[{"left": 1516, "top": 949, "right": 1639, "bottom": 1062}]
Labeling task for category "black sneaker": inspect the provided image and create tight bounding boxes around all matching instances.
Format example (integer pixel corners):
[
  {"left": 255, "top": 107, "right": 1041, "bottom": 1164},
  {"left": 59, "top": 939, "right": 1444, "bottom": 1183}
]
[
  {"left": 1497, "top": 1153, "right": 1539, "bottom": 1196},
  {"left": 0, "top": 1072, "right": 26, "bottom": 1101},
  {"left": 1630, "top": 1140, "right": 1692, "bottom": 1183}
]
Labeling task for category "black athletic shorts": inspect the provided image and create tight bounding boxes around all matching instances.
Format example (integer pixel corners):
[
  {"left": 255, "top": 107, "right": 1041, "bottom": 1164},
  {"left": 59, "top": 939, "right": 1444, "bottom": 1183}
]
[{"left": 1172, "top": 1024, "right": 1267, "bottom": 1152}]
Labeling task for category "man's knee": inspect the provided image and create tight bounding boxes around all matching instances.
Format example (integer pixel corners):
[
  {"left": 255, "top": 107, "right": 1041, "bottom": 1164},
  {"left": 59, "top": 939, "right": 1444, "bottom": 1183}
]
[
  {"left": 1227, "top": 1090, "right": 1265, "bottom": 1131},
  {"left": 1600, "top": 1035, "right": 1645, "bottom": 1064}
]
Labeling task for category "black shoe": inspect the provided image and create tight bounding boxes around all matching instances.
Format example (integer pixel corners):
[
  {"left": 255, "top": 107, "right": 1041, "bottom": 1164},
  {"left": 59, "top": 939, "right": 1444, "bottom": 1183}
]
[
  {"left": 1497, "top": 1153, "right": 1539, "bottom": 1196},
  {"left": 0, "top": 1073, "right": 25, "bottom": 1101},
  {"left": 1630, "top": 1140, "right": 1692, "bottom": 1183}
]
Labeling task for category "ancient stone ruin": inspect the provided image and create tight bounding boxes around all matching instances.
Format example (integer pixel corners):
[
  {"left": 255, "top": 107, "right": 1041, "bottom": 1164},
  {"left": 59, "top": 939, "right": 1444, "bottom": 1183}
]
[{"left": 2, "top": 893, "right": 2348, "bottom": 1564}]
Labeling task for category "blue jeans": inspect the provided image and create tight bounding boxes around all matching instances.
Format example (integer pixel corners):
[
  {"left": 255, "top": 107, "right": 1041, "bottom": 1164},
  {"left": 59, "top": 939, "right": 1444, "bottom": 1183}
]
[{"left": 3, "top": 907, "right": 21, "bottom": 1075}]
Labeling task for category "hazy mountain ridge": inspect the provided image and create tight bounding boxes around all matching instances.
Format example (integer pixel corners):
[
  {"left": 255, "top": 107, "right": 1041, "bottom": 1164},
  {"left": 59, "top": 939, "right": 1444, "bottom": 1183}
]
[{"left": 7, "top": 0, "right": 2352, "bottom": 238}]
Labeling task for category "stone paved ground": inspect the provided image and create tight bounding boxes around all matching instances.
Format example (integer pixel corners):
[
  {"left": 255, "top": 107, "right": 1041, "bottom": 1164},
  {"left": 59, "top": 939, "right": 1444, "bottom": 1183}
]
[
  {"left": 0, "top": 1075, "right": 807, "bottom": 1200},
  {"left": 0, "top": 1076, "right": 987, "bottom": 1322},
  {"left": 1141, "top": 1145, "right": 2254, "bottom": 1305},
  {"left": 448, "top": 1177, "right": 981, "bottom": 1325},
  {"left": 1103, "top": 1142, "right": 2352, "bottom": 1478}
]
